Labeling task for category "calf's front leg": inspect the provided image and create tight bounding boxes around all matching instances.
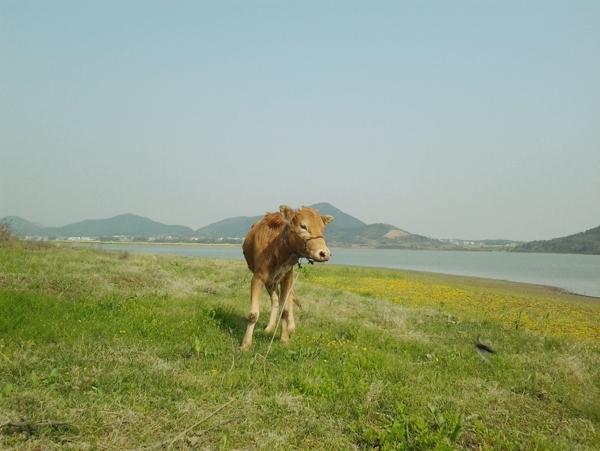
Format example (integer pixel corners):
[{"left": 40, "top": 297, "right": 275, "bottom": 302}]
[
  {"left": 240, "top": 275, "right": 264, "bottom": 351},
  {"left": 264, "top": 283, "right": 279, "bottom": 333},
  {"left": 286, "top": 290, "right": 297, "bottom": 336},
  {"left": 278, "top": 271, "right": 294, "bottom": 345}
]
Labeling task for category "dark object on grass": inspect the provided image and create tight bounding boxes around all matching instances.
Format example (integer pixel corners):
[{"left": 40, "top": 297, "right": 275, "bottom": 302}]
[
  {"left": 0, "top": 420, "right": 72, "bottom": 436},
  {"left": 475, "top": 336, "right": 495, "bottom": 365}
]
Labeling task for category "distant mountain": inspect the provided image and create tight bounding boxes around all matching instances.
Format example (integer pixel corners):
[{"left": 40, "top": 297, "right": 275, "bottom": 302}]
[
  {"left": 50, "top": 214, "right": 194, "bottom": 237},
  {"left": 8, "top": 207, "right": 596, "bottom": 253},
  {"left": 515, "top": 226, "right": 600, "bottom": 255},
  {"left": 308, "top": 203, "right": 426, "bottom": 247},
  {"left": 0, "top": 216, "right": 45, "bottom": 236},
  {"left": 310, "top": 202, "right": 366, "bottom": 230},
  {"left": 193, "top": 202, "right": 435, "bottom": 248},
  {"left": 1, "top": 214, "right": 193, "bottom": 238},
  {"left": 194, "top": 202, "right": 370, "bottom": 240},
  {"left": 195, "top": 216, "right": 262, "bottom": 239},
  {"left": 3, "top": 204, "right": 436, "bottom": 247},
  {"left": 1, "top": 204, "right": 470, "bottom": 249}
]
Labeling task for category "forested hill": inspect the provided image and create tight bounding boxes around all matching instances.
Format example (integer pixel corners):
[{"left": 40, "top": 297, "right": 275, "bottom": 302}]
[
  {"left": 0, "top": 214, "right": 193, "bottom": 238},
  {"left": 515, "top": 225, "right": 600, "bottom": 255}
]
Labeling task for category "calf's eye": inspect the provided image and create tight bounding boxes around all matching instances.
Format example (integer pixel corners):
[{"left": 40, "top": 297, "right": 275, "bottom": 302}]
[{"left": 300, "top": 224, "right": 308, "bottom": 231}]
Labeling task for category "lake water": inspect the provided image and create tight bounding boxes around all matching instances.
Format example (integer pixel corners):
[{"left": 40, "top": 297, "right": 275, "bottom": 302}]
[{"left": 86, "top": 244, "right": 600, "bottom": 298}]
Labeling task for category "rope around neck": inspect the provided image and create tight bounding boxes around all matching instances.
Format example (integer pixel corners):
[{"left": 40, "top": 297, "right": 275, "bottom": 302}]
[{"left": 283, "top": 226, "right": 323, "bottom": 268}]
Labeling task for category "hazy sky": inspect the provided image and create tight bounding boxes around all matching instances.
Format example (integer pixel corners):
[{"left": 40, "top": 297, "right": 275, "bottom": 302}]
[{"left": 2, "top": 1, "right": 599, "bottom": 241}]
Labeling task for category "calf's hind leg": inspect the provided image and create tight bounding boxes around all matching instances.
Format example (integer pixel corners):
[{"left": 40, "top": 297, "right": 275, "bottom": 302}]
[{"left": 264, "top": 285, "right": 297, "bottom": 336}]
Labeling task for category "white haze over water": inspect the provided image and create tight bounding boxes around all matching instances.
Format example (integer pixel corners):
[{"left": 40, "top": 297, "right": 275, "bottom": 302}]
[{"left": 2, "top": 2, "right": 599, "bottom": 241}]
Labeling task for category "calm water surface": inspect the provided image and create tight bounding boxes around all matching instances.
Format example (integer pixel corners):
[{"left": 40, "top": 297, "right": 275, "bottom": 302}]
[{"left": 89, "top": 244, "right": 600, "bottom": 298}]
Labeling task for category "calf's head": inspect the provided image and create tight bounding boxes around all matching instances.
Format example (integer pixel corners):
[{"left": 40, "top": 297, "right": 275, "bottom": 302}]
[{"left": 280, "top": 205, "right": 334, "bottom": 262}]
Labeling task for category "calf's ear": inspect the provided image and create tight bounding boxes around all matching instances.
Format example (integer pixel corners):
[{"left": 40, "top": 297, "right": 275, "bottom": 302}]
[
  {"left": 280, "top": 205, "right": 294, "bottom": 224},
  {"left": 321, "top": 215, "right": 334, "bottom": 226}
]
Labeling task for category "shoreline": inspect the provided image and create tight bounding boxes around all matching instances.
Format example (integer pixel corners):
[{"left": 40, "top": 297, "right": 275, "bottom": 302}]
[
  {"left": 67, "top": 240, "right": 600, "bottom": 255},
  {"left": 68, "top": 241, "right": 240, "bottom": 247},
  {"left": 70, "top": 242, "right": 600, "bottom": 300},
  {"left": 331, "top": 263, "right": 600, "bottom": 302}
]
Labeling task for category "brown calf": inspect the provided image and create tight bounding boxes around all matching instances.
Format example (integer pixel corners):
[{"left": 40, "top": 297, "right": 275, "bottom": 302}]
[{"left": 240, "top": 205, "right": 333, "bottom": 350}]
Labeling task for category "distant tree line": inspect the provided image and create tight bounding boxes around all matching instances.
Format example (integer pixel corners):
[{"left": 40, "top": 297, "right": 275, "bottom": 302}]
[{"left": 515, "top": 226, "right": 600, "bottom": 255}]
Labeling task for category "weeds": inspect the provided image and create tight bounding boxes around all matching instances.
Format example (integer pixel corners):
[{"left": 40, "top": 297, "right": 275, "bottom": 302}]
[
  {"left": 0, "top": 222, "right": 18, "bottom": 246},
  {"left": 312, "top": 270, "right": 600, "bottom": 341}
]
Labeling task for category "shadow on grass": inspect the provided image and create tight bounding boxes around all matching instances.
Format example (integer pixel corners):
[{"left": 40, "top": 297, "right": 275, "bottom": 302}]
[
  {"left": 212, "top": 306, "right": 247, "bottom": 342},
  {"left": 211, "top": 306, "right": 284, "bottom": 349}
]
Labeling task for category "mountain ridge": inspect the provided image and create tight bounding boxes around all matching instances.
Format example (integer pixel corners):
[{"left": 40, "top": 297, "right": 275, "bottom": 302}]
[
  {"left": 1, "top": 213, "right": 193, "bottom": 238},
  {"left": 1, "top": 203, "right": 418, "bottom": 247},
  {"left": 3, "top": 207, "right": 598, "bottom": 253}
]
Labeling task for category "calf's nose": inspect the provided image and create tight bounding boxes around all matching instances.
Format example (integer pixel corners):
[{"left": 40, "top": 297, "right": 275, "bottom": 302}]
[{"left": 319, "top": 249, "right": 331, "bottom": 261}]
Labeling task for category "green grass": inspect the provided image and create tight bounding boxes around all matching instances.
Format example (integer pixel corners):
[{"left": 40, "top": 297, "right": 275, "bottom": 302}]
[{"left": 0, "top": 241, "right": 599, "bottom": 450}]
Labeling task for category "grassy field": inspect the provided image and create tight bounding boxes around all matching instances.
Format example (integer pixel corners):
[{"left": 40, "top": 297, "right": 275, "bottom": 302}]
[{"left": 0, "top": 239, "right": 599, "bottom": 450}]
